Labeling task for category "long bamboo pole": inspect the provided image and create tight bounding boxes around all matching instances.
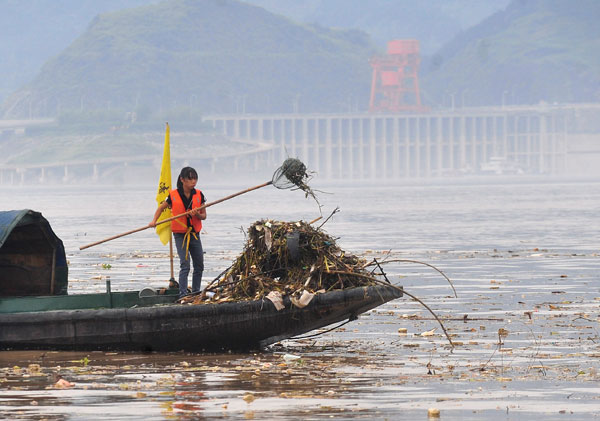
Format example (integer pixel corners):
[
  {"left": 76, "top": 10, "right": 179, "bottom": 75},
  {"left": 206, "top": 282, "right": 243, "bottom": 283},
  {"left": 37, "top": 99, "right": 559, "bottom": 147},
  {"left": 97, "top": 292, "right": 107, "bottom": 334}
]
[{"left": 79, "top": 181, "right": 272, "bottom": 250}]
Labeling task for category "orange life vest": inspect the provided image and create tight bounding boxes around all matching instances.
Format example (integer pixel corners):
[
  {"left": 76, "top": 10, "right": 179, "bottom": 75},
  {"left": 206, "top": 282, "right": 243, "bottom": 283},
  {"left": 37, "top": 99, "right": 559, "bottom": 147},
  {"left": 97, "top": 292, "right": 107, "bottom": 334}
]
[{"left": 169, "top": 189, "right": 203, "bottom": 233}]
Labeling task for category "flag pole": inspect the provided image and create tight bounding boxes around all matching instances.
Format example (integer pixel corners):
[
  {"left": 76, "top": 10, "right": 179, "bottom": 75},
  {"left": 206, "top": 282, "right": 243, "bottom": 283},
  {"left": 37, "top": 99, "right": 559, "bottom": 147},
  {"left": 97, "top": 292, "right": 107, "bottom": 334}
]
[
  {"left": 153, "top": 122, "right": 174, "bottom": 288},
  {"left": 169, "top": 236, "right": 176, "bottom": 286}
]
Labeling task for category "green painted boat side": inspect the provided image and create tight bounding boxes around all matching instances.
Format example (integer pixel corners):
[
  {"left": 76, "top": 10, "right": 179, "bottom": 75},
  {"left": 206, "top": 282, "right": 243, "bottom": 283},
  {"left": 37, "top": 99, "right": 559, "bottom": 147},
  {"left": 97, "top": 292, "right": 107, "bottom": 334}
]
[{"left": 0, "top": 288, "right": 179, "bottom": 314}]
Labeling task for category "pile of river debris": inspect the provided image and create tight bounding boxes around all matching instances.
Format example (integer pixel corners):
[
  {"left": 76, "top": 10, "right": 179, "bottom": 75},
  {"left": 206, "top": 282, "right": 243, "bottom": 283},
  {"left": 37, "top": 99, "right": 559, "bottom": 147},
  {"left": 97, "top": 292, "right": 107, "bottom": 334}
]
[{"left": 180, "top": 219, "right": 380, "bottom": 306}]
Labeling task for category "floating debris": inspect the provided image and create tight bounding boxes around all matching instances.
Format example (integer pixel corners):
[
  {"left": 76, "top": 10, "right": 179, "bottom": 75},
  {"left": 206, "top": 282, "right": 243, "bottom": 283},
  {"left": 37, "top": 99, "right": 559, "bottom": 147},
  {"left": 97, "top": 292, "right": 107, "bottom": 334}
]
[
  {"left": 54, "top": 375, "right": 75, "bottom": 388},
  {"left": 181, "top": 219, "right": 378, "bottom": 305},
  {"left": 427, "top": 408, "right": 441, "bottom": 418}
]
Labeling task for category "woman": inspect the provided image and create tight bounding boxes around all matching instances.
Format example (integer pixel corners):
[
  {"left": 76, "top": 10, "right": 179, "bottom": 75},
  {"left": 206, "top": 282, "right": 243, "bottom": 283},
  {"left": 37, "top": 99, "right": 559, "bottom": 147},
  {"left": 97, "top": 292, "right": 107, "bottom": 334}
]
[{"left": 151, "top": 167, "right": 206, "bottom": 298}]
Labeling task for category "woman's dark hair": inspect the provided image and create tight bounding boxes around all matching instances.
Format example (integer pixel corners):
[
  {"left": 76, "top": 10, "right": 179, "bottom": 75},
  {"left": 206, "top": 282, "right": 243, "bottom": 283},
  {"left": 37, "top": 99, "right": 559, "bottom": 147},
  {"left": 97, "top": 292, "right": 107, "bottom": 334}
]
[{"left": 177, "top": 167, "right": 198, "bottom": 189}]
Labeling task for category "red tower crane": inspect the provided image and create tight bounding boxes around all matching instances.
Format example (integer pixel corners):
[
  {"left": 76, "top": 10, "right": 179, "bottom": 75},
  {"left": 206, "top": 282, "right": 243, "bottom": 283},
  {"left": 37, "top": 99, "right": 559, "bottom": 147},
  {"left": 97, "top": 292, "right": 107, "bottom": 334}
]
[{"left": 369, "top": 39, "right": 426, "bottom": 112}]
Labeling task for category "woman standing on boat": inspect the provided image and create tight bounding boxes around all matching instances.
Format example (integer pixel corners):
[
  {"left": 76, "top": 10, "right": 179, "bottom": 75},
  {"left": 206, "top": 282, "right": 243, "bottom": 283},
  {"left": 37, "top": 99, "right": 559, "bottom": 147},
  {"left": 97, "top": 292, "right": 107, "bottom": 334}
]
[{"left": 150, "top": 167, "right": 206, "bottom": 298}]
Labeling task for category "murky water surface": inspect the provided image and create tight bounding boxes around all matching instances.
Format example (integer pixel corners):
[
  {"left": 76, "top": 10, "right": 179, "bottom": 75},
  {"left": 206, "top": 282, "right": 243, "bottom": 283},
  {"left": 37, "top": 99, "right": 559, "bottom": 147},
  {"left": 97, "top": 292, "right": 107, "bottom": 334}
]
[{"left": 1, "top": 178, "right": 599, "bottom": 420}]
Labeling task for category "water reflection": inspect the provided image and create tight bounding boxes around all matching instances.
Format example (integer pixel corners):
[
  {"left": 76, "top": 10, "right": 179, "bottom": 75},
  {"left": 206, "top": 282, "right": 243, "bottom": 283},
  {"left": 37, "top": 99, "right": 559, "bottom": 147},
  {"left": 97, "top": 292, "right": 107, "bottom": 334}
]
[{"left": 1, "top": 349, "right": 413, "bottom": 420}]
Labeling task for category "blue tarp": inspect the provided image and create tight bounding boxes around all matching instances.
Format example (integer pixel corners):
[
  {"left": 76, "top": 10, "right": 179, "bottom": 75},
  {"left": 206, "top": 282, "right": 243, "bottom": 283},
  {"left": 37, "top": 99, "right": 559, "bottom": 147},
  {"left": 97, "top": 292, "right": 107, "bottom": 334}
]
[
  {"left": 0, "top": 209, "right": 68, "bottom": 296},
  {"left": 0, "top": 209, "right": 31, "bottom": 249}
]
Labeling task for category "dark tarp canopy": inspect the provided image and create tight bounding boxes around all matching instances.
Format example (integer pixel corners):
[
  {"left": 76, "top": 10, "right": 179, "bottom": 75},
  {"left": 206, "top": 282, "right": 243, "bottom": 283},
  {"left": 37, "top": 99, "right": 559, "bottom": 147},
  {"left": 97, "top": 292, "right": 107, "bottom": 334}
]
[{"left": 0, "top": 210, "right": 68, "bottom": 297}]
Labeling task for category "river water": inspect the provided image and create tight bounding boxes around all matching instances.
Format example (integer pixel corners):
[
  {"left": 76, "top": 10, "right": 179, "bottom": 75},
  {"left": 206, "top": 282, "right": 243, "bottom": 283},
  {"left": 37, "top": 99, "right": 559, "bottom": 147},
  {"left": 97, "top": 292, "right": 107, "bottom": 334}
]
[{"left": 1, "top": 176, "right": 599, "bottom": 420}]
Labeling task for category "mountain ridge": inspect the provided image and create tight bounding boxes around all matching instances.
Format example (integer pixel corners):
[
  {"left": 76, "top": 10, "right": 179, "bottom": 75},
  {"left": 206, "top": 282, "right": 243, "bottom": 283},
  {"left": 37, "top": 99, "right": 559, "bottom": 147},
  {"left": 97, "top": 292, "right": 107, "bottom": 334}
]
[
  {"left": 1, "top": 0, "right": 599, "bottom": 119},
  {"left": 2, "top": 0, "right": 375, "bottom": 119},
  {"left": 421, "top": 0, "right": 600, "bottom": 106}
]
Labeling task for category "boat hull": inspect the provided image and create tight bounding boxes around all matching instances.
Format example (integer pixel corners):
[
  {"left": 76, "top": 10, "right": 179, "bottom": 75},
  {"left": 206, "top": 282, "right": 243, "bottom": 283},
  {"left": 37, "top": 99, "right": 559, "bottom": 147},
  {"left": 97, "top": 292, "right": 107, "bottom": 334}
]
[{"left": 0, "top": 285, "right": 402, "bottom": 352}]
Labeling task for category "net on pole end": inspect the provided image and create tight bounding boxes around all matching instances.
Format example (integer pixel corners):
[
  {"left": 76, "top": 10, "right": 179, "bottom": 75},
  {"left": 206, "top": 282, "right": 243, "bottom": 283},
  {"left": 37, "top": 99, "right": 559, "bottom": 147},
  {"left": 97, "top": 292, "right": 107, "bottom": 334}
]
[{"left": 271, "top": 157, "right": 319, "bottom": 203}]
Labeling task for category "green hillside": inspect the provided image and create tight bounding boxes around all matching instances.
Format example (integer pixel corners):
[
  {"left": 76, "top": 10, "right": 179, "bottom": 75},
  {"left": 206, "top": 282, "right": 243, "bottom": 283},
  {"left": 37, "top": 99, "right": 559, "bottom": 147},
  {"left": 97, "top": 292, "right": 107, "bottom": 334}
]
[
  {"left": 1, "top": 0, "right": 375, "bottom": 119},
  {"left": 421, "top": 0, "right": 600, "bottom": 106}
]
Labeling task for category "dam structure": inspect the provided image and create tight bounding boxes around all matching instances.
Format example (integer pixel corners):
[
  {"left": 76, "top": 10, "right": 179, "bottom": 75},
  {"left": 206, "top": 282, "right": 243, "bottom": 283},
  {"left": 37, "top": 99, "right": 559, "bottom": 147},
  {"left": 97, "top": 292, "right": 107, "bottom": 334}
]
[
  {"left": 1, "top": 103, "right": 597, "bottom": 184},
  {"left": 203, "top": 103, "right": 579, "bottom": 180}
]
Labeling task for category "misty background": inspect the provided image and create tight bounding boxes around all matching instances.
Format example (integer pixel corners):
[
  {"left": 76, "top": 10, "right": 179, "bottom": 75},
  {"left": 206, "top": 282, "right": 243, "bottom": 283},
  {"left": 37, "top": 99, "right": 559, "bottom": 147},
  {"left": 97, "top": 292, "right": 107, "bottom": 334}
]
[{"left": 0, "top": 0, "right": 599, "bottom": 184}]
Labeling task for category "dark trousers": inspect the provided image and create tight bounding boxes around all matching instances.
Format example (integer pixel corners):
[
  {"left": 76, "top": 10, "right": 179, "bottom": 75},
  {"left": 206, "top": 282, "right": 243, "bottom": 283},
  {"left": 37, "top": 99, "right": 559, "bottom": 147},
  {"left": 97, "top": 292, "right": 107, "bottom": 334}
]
[{"left": 173, "top": 232, "right": 204, "bottom": 298}]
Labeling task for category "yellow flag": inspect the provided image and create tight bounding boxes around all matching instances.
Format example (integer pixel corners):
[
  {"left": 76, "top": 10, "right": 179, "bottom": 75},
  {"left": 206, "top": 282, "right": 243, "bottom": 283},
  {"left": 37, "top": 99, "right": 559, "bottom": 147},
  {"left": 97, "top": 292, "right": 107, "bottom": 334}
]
[{"left": 155, "top": 122, "right": 172, "bottom": 245}]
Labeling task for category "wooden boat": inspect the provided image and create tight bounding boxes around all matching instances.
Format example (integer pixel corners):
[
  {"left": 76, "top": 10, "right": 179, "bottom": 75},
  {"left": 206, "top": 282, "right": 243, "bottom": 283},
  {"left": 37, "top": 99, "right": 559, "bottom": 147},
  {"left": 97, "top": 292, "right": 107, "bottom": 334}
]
[
  {"left": 0, "top": 284, "right": 402, "bottom": 352},
  {"left": 0, "top": 210, "right": 403, "bottom": 352}
]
